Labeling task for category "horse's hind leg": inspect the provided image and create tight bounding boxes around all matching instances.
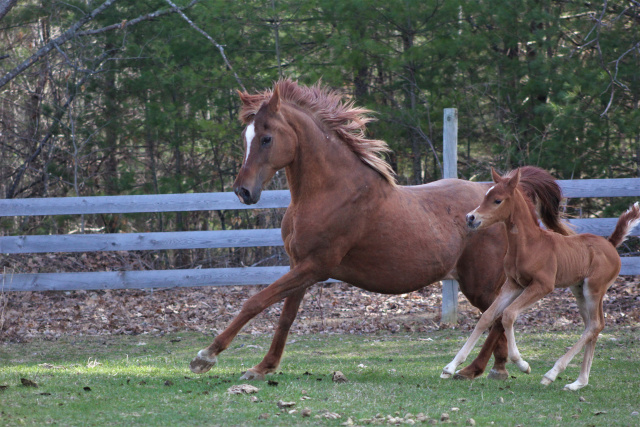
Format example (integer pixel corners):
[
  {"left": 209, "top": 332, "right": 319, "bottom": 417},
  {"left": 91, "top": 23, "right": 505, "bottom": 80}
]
[
  {"left": 190, "top": 265, "right": 319, "bottom": 375},
  {"left": 240, "top": 288, "right": 306, "bottom": 380}
]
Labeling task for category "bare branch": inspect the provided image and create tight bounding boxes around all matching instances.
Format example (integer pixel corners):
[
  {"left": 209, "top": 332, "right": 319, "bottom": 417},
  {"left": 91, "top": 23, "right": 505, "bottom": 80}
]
[
  {"left": 0, "top": 0, "right": 118, "bottom": 90},
  {"left": 0, "top": 0, "right": 18, "bottom": 22},
  {"left": 76, "top": 0, "right": 199, "bottom": 37},
  {"left": 163, "top": 0, "right": 246, "bottom": 92}
]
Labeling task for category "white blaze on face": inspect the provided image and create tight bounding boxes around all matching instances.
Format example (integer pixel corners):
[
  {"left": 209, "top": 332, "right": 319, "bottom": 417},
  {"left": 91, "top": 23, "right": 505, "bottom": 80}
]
[
  {"left": 485, "top": 185, "right": 495, "bottom": 196},
  {"left": 244, "top": 122, "right": 255, "bottom": 163}
]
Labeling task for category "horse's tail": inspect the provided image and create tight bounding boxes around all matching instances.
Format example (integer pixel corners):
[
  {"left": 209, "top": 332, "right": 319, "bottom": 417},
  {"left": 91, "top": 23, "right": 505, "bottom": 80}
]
[
  {"left": 509, "top": 166, "right": 575, "bottom": 236},
  {"left": 608, "top": 202, "right": 640, "bottom": 248}
]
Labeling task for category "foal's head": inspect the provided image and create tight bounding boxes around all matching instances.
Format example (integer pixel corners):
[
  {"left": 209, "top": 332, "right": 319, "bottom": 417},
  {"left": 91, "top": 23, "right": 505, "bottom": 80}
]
[
  {"left": 466, "top": 168, "right": 521, "bottom": 230},
  {"left": 233, "top": 86, "right": 296, "bottom": 204}
]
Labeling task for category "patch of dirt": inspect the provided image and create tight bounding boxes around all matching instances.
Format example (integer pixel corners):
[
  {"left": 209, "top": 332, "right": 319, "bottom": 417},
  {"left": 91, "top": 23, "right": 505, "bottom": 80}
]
[{"left": 1, "top": 271, "right": 639, "bottom": 342}]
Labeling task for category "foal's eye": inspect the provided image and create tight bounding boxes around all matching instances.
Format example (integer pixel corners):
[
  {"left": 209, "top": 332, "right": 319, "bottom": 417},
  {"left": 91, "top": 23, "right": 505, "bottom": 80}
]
[
  {"left": 260, "top": 136, "right": 272, "bottom": 146},
  {"left": 494, "top": 199, "right": 502, "bottom": 205}
]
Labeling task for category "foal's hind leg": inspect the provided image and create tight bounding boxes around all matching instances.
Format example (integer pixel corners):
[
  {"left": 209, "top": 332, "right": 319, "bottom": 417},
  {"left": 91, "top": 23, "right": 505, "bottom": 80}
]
[
  {"left": 542, "top": 280, "right": 609, "bottom": 390},
  {"left": 240, "top": 288, "right": 306, "bottom": 380}
]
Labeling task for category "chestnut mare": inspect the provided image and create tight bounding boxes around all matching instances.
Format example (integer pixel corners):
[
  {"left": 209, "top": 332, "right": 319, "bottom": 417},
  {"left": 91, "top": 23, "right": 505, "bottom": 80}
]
[
  {"left": 442, "top": 168, "right": 640, "bottom": 390},
  {"left": 189, "top": 80, "right": 570, "bottom": 381}
]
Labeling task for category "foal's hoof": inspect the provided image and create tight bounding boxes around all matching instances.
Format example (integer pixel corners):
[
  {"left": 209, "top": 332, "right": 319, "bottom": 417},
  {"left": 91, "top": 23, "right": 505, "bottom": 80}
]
[
  {"left": 487, "top": 368, "right": 509, "bottom": 380},
  {"left": 189, "top": 350, "right": 217, "bottom": 374},
  {"left": 440, "top": 372, "right": 452, "bottom": 379},
  {"left": 240, "top": 368, "right": 266, "bottom": 381},
  {"left": 516, "top": 361, "right": 531, "bottom": 374},
  {"left": 540, "top": 376, "right": 553, "bottom": 386}
]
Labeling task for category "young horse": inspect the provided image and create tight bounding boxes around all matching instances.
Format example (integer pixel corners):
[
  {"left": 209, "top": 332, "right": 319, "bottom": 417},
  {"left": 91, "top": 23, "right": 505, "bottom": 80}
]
[
  {"left": 441, "top": 167, "right": 640, "bottom": 390},
  {"left": 189, "top": 80, "right": 572, "bottom": 381}
]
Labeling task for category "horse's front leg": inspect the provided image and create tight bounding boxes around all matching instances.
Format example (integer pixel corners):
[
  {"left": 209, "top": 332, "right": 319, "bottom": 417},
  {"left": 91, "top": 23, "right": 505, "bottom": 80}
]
[
  {"left": 240, "top": 288, "right": 306, "bottom": 380},
  {"left": 189, "top": 265, "right": 319, "bottom": 375}
]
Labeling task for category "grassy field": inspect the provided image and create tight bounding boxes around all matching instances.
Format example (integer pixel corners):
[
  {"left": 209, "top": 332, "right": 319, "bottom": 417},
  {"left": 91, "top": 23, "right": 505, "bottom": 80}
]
[{"left": 1, "top": 328, "right": 639, "bottom": 426}]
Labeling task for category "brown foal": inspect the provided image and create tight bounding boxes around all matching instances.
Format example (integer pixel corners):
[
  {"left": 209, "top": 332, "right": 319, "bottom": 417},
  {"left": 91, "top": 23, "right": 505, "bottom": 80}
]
[
  {"left": 189, "top": 80, "right": 572, "bottom": 381},
  {"left": 442, "top": 167, "right": 640, "bottom": 390}
]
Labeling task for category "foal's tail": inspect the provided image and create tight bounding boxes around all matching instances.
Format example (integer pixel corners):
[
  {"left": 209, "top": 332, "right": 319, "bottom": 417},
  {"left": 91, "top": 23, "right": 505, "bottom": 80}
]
[
  {"left": 608, "top": 202, "right": 640, "bottom": 248},
  {"left": 513, "top": 166, "right": 574, "bottom": 236}
]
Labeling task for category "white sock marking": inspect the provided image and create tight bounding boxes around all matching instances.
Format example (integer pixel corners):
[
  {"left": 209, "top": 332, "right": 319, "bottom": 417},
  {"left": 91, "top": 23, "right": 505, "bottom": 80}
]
[{"left": 244, "top": 122, "right": 255, "bottom": 163}]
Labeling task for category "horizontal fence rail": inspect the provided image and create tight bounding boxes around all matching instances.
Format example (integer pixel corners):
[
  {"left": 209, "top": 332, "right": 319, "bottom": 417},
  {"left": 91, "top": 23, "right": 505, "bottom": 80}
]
[{"left": 1, "top": 178, "right": 639, "bottom": 292}]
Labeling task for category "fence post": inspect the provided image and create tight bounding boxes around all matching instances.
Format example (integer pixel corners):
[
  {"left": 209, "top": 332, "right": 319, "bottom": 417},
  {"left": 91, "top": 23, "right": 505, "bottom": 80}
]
[{"left": 441, "top": 108, "right": 459, "bottom": 325}]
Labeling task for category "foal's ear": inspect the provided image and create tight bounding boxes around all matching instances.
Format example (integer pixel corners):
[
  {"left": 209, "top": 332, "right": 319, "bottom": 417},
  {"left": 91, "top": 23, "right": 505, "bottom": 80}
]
[
  {"left": 506, "top": 168, "right": 521, "bottom": 190},
  {"left": 491, "top": 167, "right": 502, "bottom": 183},
  {"left": 267, "top": 85, "right": 281, "bottom": 114}
]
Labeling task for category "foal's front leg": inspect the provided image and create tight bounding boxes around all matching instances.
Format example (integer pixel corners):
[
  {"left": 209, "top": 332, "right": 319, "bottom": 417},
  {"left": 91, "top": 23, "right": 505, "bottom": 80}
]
[
  {"left": 190, "top": 265, "right": 319, "bottom": 375},
  {"left": 441, "top": 280, "right": 522, "bottom": 378},
  {"left": 500, "top": 280, "right": 554, "bottom": 374}
]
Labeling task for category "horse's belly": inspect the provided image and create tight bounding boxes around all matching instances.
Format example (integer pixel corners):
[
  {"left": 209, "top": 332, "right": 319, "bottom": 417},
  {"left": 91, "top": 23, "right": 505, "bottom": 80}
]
[{"left": 330, "top": 249, "right": 454, "bottom": 295}]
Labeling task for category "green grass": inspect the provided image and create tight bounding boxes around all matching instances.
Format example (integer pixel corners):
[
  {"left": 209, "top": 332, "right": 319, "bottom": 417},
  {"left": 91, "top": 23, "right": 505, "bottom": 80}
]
[{"left": 1, "top": 328, "right": 639, "bottom": 426}]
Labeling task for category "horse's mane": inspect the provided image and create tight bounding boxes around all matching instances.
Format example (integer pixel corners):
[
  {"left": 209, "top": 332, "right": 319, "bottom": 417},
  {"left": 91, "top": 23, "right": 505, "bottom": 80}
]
[
  {"left": 509, "top": 166, "right": 575, "bottom": 236},
  {"left": 239, "top": 79, "right": 398, "bottom": 186}
]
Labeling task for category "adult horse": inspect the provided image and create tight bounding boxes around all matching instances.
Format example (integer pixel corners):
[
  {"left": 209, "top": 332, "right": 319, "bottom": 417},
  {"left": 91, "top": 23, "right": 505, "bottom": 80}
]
[{"left": 189, "top": 80, "right": 571, "bottom": 381}]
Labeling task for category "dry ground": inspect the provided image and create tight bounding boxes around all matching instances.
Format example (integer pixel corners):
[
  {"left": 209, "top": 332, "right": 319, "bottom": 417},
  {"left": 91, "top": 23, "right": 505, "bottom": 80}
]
[{"left": 2, "top": 260, "right": 639, "bottom": 342}]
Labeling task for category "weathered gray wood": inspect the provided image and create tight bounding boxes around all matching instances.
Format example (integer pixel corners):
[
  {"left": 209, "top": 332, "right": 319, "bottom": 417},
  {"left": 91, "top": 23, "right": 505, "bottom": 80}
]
[
  {"left": 0, "top": 229, "right": 284, "bottom": 254},
  {"left": 0, "top": 190, "right": 292, "bottom": 217},
  {"left": 442, "top": 108, "right": 460, "bottom": 324},
  {"left": 0, "top": 178, "right": 637, "bottom": 218},
  {"left": 559, "top": 178, "right": 640, "bottom": 198},
  {"left": 621, "top": 257, "right": 640, "bottom": 276},
  {"left": 567, "top": 218, "right": 640, "bottom": 237},
  {"left": 0, "top": 266, "right": 338, "bottom": 292}
]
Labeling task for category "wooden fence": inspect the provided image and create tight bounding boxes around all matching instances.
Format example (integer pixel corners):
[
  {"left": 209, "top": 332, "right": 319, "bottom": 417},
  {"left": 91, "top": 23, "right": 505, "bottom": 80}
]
[{"left": 1, "top": 179, "right": 639, "bottom": 294}]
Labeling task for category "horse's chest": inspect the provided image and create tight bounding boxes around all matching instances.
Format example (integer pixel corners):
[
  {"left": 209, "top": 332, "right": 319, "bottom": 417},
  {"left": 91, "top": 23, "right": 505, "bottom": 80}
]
[{"left": 504, "top": 254, "right": 534, "bottom": 287}]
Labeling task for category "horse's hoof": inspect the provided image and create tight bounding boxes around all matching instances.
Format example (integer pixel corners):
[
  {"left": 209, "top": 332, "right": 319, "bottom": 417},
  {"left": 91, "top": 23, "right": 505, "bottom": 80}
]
[
  {"left": 189, "top": 350, "right": 217, "bottom": 374},
  {"left": 487, "top": 368, "right": 509, "bottom": 380},
  {"left": 440, "top": 371, "right": 452, "bottom": 379},
  {"left": 452, "top": 371, "right": 473, "bottom": 380},
  {"left": 540, "top": 376, "right": 553, "bottom": 386},
  {"left": 240, "top": 368, "right": 266, "bottom": 381}
]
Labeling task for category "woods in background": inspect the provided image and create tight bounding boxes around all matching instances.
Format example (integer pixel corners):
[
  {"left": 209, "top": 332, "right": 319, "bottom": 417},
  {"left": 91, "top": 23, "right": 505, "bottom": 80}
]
[{"left": 1, "top": 1, "right": 638, "bottom": 269}]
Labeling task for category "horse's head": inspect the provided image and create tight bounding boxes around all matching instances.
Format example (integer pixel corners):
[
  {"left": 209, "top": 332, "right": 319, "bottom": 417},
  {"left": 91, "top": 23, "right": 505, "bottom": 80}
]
[
  {"left": 233, "top": 86, "right": 296, "bottom": 204},
  {"left": 466, "top": 167, "right": 520, "bottom": 230}
]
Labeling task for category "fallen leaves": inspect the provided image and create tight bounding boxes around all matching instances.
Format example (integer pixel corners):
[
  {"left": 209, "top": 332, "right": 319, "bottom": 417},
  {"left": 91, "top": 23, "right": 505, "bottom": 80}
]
[
  {"left": 20, "top": 378, "right": 38, "bottom": 387},
  {"left": 332, "top": 371, "right": 348, "bottom": 383},
  {"left": 227, "top": 384, "right": 260, "bottom": 395},
  {"left": 1, "top": 276, "right": 639, "bottom": 342}
]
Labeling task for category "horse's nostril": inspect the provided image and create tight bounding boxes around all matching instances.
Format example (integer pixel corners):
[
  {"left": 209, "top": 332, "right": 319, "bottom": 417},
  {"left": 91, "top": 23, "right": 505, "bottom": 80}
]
[
  {"left": 235, "top": 187, "right": 252, "bottom": 203},
  {"left": 467, "top": 214, "right": 475, "bottom": 223}
]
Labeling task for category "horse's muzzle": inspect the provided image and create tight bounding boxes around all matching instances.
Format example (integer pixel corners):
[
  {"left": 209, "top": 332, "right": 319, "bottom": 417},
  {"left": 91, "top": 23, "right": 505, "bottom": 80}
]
[{"left": 234, "top": 186, "right": 261, "bottom": 205}]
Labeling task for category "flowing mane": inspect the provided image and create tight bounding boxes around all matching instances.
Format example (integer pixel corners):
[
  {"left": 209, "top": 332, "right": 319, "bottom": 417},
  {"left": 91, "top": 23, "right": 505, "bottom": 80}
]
[{"left": 238, "top": 79, "right": 398, "bottom": 186}]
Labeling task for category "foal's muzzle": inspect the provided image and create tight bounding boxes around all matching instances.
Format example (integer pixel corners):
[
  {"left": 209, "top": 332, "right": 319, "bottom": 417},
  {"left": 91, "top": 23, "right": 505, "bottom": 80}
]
[{"left": 466, "top": 213, "right": 480, "bottom": 230}]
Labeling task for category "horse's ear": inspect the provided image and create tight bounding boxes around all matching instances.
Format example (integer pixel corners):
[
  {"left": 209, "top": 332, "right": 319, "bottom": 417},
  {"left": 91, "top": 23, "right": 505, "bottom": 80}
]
[
  {"left": 491, "top": 167, "right": 501, "bottom": 183},
  {"left": 506, "top": 168, "right": 521, "bottom": 190},
  {"left": 267, "top": 85, "right": 280, "bottom": 113}
]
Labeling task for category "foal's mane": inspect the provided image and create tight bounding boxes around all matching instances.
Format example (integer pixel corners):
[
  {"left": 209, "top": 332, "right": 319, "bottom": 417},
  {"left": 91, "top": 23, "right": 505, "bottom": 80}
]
[
  {"left": 508, "top": 166, "right": 574, "bottom": 236},
  {"left": 239, "top": 79, "right": 398, "bottom": 186}
]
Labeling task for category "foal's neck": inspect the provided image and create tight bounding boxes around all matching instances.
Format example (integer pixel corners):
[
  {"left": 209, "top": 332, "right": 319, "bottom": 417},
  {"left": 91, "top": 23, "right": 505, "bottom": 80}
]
[{"left": 505, "top": 190, "right": 544, "bottom": 243}]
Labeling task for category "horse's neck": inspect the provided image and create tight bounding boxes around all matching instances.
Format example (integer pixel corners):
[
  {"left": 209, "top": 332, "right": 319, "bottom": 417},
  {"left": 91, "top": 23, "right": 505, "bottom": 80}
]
[
  {"left": 505, "top": 190, "right": 544, "bottom": 251},
  {"left": 284, "top": 108, "right": 383, "bottom": 202}
]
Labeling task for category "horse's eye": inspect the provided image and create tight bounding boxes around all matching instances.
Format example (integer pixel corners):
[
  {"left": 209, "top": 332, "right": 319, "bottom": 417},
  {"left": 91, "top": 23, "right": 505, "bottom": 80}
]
[
  {"left": 260, "top": 136, "right": 272, "bottom": 146},
  {"left": 494, "top": 199, "right": 502, "bottom": 205}
]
